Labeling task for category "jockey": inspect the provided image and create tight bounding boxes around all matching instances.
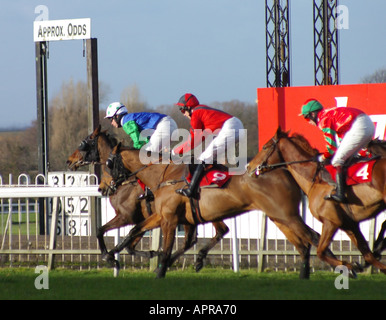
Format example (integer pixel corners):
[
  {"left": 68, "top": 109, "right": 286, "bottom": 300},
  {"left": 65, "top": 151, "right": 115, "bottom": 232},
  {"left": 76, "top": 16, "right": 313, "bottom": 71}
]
[
  {"left": 105, "top": 102, "right": 177, "bottom": 152},
  {"left": 172, "top": 93, "right": 245, "bottom": 198},
  {"left": 105, "top": 102, "right": 178, "bottom": 200},
  {"left": 299, "top": 99, "right": 375, "bottom": 202}
]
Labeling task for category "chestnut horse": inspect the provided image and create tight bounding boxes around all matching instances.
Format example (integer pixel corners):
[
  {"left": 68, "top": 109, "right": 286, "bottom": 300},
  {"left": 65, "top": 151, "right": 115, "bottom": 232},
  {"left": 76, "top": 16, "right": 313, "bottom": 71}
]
[
  {"left": 248, "top": 127, "right": 386, "bottom": 274},
  {"left": 105, "top": 142, "right": 339, "bottom": 279},
  {"left": 66, "top": 125, "right": 229, "bottom": 271}
]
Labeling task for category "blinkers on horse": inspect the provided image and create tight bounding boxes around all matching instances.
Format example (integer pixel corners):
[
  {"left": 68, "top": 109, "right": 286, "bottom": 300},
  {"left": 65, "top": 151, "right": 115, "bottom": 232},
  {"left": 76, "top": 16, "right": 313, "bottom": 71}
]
[{"left": 78, "top": 134, "right": 100, "bottom": 165}]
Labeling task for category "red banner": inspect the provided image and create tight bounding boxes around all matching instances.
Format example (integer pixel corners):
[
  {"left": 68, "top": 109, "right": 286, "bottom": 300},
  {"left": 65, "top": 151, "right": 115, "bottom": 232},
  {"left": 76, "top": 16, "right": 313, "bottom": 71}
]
[{"left": 257, "top": 83, "right": 386, "bottom": 151}]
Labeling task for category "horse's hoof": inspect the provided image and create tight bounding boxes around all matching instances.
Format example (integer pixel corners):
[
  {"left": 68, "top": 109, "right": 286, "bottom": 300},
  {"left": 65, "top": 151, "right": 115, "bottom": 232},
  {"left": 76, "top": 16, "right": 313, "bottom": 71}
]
[
  {"left": 102, "top": 253, "right": 112, "bottom": 262},
  {"left": 102, "top": 252, "right": 119, "bottom": 268},
  {"left": 156, "top": 271, "right": 166, "bottom": 279},
  {"left": 349, "top": 269, "right": 357, "bottom": 279},
  {"left": 352, "top": 262, "right": 364, "bottom": 273},
  {"left": 195, "top": 261, "right": 204, "bottom": 273}
]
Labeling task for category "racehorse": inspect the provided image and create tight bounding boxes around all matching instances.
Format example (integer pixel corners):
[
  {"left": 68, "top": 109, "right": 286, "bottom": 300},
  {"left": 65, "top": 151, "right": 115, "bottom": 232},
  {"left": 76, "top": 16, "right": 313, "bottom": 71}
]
[
  {"left": 248, "top": 127, "right": 386, "bottom": 274},
  {"left": 105, "top": 142, "right": 340, "bottom": 279},
  {"left": 66, "top": 125, "right": 230, "bottom": 271}
]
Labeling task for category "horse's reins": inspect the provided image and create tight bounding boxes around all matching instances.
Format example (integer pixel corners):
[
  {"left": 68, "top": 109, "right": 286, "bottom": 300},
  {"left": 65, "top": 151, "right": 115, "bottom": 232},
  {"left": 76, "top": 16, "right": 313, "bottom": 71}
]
[
  {"left": 108, "top": 151, "right": 186, "bottom": 193},
  {"left": 253, "top": 136, "right": 319, "bottom": 177}
]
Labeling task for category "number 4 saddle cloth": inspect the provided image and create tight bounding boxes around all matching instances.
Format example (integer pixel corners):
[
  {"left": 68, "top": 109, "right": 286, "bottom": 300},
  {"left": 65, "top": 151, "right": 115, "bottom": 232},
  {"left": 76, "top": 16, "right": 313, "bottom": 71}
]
[
  {"left": 324, "top": 157, "right": 378, "bottom": 186},
  {"left": 186, "top": 164, "right": 231, "bottom": 188}
]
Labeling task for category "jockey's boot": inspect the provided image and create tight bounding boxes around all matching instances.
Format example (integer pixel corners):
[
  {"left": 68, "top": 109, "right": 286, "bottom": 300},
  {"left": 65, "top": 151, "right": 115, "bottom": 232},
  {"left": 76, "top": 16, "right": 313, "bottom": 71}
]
[
  {"left": 137, "top": 186, "right": 154, "bottom": 201},
  {"left": 326, "top": 166, "right": 347, "bottom": 203},
  {"left": 176, "top": 162, "right": 205, "bottom": 198}
]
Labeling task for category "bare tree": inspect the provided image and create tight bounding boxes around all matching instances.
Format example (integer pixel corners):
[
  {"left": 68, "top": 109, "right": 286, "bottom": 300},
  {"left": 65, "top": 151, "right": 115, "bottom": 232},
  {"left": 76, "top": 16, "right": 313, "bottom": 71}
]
[
  {"left": 361, "top": 68, "right": 386, "bottom": 83},
  {"left": 120, "top": 84, "right": 149, "bottom": 113},
  {"left": 211, "top": 100, "right": 259, "bottom": 159},
  {"left": 48, "top": 80, "right": 89, "bottom": 170},
  {"left": 0, "top": 124, "right": 38, "bottom": 181},
  {"left": 49, "top": 79, "right": 109, "bottom": 170}
]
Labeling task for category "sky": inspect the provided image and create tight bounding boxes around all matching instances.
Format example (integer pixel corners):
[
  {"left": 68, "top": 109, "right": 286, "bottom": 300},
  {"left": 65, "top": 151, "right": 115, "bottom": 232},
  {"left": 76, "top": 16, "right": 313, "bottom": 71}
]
[{"left": 0, "top": 0, "right": 385, "bottom": 129}]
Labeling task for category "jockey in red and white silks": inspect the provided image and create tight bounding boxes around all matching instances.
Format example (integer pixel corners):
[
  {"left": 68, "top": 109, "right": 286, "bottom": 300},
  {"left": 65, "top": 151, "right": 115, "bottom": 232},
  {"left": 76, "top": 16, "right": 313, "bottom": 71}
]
[{"left": 300, "top": 99, "right": 375, "bottom": 202}]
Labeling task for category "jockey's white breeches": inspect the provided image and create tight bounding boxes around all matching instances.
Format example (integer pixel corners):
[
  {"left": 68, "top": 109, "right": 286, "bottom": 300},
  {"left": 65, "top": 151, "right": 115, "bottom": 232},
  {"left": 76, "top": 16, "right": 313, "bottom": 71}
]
[{"left": 332, "top": 113, "right": 375, "bottom": 166}]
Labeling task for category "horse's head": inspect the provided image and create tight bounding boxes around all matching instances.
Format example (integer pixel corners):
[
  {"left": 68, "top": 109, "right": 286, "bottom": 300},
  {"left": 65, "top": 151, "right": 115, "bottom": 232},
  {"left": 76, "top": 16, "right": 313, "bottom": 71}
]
[
  {"left": 106, "top": 142, "right": 136, "bottom": 187},
  {"left": 67, "top": 125, "right": 102, "bottom": 170},
  {"left": 247, "top": 127, "right": 319, "bottom": 177},
  {"left": 98, "top": 167, "right": 117, "bottom": 196},
  {"left": 67, "top": 125, "right": 118, "bottom": 171},
  {"left": 246, "top": 127, "right": 289, "bottom": 176},
  {"left": 106, "top": 142, "right": 122, "bottom": 171}
]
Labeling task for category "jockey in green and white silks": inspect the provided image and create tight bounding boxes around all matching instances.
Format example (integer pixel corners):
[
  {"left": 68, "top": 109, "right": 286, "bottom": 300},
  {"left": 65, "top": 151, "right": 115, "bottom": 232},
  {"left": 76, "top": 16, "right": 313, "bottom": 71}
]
[{"left": 105, "top": 102, "right": 177, "bottom": 153}]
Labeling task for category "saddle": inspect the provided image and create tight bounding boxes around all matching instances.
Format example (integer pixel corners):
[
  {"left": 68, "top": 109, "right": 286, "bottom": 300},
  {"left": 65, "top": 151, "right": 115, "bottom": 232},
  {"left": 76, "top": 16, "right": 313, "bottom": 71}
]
[
  {"left": 185, "top": 163, "right": 231, "bottom": 225},
  {"left": 186, "top": 163, "right": 231, "bottom": 189},
  {"left": 322, "top": 155, "right": 379, "bottom": 186}
]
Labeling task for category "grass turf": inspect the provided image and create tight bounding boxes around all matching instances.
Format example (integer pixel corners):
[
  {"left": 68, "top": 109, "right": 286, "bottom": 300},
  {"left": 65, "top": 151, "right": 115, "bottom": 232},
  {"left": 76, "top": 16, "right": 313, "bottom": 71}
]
[{"left": 0, "top": 267, "right": 385, "bottom": 300}]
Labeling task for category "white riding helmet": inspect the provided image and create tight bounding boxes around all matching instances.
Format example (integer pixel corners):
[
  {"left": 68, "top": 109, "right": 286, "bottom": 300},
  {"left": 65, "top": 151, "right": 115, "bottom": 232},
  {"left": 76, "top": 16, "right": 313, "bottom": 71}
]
[{"left": 105, "top": 102, "right": 128, "bottom": 119}]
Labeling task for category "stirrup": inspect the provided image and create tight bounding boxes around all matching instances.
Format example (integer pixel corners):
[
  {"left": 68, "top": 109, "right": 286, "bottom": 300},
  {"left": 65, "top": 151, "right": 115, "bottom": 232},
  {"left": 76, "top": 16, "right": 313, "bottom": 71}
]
[
  {"left": 137, "top": 189, "right": 154, "bottom": 201},
  {"left": 175, "top": 186, "right": 192, "bottom": 198},
  {"left": 324, "top": 191, "right": 347, "bottom": 203}
]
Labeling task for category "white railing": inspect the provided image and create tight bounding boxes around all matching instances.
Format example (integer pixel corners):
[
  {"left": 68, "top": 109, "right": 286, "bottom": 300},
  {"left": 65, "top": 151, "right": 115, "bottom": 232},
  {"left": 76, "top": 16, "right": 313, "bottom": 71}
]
[{"left": 0, "top": 173, "right": 384, "bottom": 273}]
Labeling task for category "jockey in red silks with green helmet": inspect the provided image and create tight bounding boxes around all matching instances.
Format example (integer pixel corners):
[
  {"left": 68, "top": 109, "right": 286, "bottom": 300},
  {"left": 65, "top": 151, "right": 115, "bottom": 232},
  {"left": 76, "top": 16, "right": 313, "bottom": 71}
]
[{"left": 299, "top": 99, "right": 375, "bottom": 202}]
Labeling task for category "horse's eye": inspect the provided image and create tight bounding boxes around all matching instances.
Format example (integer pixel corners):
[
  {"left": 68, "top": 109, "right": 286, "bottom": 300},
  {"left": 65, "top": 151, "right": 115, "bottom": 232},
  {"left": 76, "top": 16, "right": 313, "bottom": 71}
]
[
  {"left": 78, "top": 140, "right": 89, "bottom": 151},
  {"left": 106, "top": 158, "right": 113, "bottom": 169}
]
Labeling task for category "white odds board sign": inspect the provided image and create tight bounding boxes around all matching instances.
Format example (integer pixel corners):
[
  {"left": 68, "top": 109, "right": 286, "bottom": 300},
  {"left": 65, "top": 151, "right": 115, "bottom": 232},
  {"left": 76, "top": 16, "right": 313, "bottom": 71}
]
[{"left": 48, "top": 172, "right": 93, "bottom": 236}]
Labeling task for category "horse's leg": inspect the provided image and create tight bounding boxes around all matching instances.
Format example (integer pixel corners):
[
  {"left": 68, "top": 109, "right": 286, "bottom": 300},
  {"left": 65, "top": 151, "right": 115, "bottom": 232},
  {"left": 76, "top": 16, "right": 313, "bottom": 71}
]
[
  {"left": 344, "top": 223, "right": 386, "bottom": 274},
  {"left": 195, "top": 221, "right": 229, "bottom": 272},
  {"left": 167, "top": 225, "right": 197, "bottom": 267},
  {"left": 97, "top": 213, "right": 129, "bottom": 260},
  {"left": 273, "top": 220, "right": 311, "bottom": 279},
  {"left": 373, "top": 220, "right": 386, "bottom": 260},
  {"left": 107, "top": 214, "right": 162, "bottom": 259},
  {"left": 156, "top": 219, "right": 178, "bottom": 279},
  {"left": 316, "top": 221, "right": 349, "bottom": 268},
  {"left": 125, "top": 230, "right": 161, "bottom": 258}
]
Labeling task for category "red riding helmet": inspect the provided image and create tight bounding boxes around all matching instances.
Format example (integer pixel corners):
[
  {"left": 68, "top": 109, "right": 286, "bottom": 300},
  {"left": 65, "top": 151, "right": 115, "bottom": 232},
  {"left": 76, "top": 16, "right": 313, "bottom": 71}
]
[{"left": 175, "top": 93, "right": 199, "bottom": 113}]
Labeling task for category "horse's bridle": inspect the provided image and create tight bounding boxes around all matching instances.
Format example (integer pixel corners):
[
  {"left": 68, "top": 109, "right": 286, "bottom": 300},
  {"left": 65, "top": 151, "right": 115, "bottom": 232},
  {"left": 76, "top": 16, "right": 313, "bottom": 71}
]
[
  {"left": 78, "top": 134, "right": 101, "bottom": 165},
  {"left": 252, "top": 135, "right": 317, "bottom": 176},
  {"left": 106, "top": 150, "right": 152, "bottom": 187}
]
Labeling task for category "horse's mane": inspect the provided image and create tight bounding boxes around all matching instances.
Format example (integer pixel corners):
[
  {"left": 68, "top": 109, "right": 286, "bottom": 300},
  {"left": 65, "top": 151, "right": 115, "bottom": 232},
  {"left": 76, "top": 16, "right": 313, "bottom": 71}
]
[
  {"left": 289, "top": 133, "right": 319, "bottom": 156},
  {"left": 368, "top": 138, "right": 386, "bottom": 150},
  {"left": 99, "top": 130, "right": 119, "bottom": 148}
]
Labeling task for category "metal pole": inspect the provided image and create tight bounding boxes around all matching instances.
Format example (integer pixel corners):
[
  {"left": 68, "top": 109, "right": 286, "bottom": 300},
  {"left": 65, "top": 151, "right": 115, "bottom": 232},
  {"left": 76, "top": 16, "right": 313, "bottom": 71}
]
[
  {"left": 150, "top": 228, "right": 162, "bottom": 271},
  {"left": 48, "top": 197, "right": 60, "bottom": 270},
  {"left": 231, "top": 217, "right": 239, "bottom": 272},
  {"left": 35, "top": 41, "right": 49, "bottom": 235},
  {"left": 86, "top": 38, "right": 101, "bottom": 236},
  {"left": 258, "top": 212, "right": 267, "bottom": 273}
]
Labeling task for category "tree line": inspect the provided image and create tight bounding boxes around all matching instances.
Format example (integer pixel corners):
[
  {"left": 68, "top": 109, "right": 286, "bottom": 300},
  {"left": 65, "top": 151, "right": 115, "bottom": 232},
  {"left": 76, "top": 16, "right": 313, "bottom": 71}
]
[{"left": 0, "top": 80, "right": 258, "bottom": 182}]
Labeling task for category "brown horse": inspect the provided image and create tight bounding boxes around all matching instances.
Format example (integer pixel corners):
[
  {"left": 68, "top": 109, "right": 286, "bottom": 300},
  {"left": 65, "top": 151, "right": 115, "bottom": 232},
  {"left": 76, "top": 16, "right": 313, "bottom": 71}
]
[
  {"left": 105, "top": 142, "right": 340, "bottom": 278},
  {"left": 248, "top": 127, "right": 386, "bottom": 274},
  {"left": 66, "top": 125, "right": 229, "bottom": 271}
]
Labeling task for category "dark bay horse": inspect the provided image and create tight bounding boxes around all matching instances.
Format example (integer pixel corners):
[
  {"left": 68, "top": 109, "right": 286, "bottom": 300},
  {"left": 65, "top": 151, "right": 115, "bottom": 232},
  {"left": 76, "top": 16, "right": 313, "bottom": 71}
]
[
  {"left": 106, "top": 142, "right": 339, "bottom": 278},
  {"left": 248, "top": 127, "right": 386, "bottom": 274},
  {"left": 66, "top": 125, "right": 229, "bottom": 271}
]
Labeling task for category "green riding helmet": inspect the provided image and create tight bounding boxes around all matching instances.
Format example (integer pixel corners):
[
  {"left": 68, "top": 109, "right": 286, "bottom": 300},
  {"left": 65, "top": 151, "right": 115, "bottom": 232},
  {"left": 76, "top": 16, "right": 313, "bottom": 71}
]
[{"left": 299, "top": 99, "right": 323, "bottom": 117}]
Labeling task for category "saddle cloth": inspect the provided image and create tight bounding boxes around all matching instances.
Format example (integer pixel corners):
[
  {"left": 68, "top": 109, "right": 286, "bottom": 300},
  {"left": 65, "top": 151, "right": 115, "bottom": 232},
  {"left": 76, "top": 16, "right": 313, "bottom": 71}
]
[
  {"left": 324, "top": 159, "right": 377, "bottom": 186},
  {"left": 186, "top": 165, "right": 231, "bottom": 188}
]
